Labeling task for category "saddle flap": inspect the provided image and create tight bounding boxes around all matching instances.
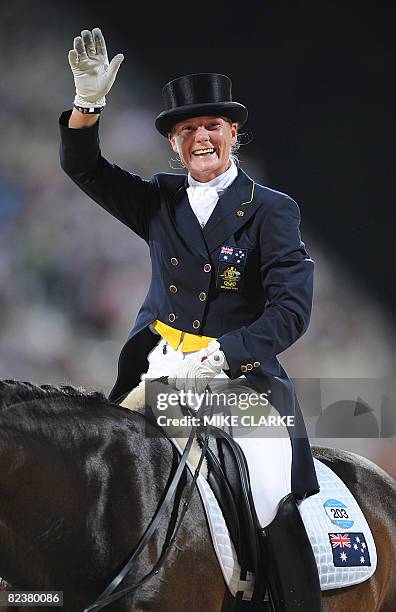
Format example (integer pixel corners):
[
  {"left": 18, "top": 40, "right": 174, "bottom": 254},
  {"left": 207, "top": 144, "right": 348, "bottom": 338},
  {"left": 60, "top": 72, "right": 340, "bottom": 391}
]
[{"left": 204, "top": 431, "right": 261, "bottom": 576}]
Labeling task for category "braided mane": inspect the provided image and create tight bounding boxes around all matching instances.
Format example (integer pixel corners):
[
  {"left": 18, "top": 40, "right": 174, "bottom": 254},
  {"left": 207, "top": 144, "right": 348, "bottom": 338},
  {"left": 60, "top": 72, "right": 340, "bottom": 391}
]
[{"left": 0, "top": 379, "right": 108, "bottom": 411}]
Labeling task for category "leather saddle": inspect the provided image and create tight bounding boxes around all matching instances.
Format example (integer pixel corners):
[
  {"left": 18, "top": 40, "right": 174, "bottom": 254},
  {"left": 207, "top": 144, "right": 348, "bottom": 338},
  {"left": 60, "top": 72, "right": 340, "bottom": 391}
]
[
  {"left": 143, "top": 380, "right": 270, "bottom": 609},
  {"left": 200, "top": 427, "right": 269, "bottom": 608}
]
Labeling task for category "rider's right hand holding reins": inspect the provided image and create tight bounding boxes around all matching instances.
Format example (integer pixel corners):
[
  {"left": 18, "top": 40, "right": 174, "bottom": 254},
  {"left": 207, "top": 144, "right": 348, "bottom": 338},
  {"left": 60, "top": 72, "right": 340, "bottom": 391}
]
[
  {"left": 168, "top": 341, "right": 229, "bottom": 400},
  {"left": 68, "top": 28, "right": 124, "bottom": 128}
]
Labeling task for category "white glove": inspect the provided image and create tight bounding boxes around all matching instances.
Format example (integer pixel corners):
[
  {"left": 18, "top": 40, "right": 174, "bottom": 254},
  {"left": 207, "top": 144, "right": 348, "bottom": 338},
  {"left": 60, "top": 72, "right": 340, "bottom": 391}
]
[
  {"left": 168, "top": 341, "right": 229, "bottom": 397},
  {"left": 68, "top": 28, "right": 124, "bottom": 108}
]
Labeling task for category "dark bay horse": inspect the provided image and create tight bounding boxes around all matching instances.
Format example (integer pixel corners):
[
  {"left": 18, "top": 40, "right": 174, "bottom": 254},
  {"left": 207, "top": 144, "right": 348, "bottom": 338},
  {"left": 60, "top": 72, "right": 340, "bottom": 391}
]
[{"left": 0, "top": 380, "right": 395, "bottom": 611}]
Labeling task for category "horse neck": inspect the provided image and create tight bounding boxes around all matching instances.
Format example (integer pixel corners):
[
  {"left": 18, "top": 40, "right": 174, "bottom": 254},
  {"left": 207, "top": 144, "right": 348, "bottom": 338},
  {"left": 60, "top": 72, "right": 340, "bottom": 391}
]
[
  {"left": 0, "top": 407, "right": 176, "bottom": 591},
  {"left": 0, "top": 430, "right": 57, "bottom": 588}
]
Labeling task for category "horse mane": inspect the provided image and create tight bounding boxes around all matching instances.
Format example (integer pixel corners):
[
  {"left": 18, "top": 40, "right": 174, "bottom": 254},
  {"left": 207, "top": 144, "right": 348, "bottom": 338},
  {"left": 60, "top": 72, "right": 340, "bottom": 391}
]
[
  {"left": 0, "top": 379, "right": 120, "bottom": 429},
  {"left": 0, "top": 378, "right": 148, "bottom": 445},
  {"left": 0, "top": 379, "right": 108, "bottom": 408}
]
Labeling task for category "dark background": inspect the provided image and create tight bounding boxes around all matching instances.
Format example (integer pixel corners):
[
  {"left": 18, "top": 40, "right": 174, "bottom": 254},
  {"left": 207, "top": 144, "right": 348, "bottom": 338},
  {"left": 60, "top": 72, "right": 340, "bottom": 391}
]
[{"left": 93, "top": 0, "right": 395, "bottom": 312}]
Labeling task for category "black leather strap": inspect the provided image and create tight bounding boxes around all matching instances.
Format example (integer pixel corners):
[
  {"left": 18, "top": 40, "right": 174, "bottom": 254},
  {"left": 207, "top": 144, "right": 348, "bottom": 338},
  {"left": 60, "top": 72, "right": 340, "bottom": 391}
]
[{"left": 74, "top": 104, "right": 104, "bottom": 114}]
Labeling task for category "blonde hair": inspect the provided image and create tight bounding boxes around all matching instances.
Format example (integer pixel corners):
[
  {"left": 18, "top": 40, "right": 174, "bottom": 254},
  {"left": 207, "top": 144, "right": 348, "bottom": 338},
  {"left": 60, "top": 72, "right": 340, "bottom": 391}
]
[{"left": 223, "top": 117, "right": 241, "bottom": 166}]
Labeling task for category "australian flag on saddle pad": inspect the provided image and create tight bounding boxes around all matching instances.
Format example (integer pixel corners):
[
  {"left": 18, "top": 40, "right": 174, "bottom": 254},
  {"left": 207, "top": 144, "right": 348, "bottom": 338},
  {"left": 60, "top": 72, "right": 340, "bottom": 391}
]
[{"left": 328, "top": 532, "right": 371, "bottom": 567}]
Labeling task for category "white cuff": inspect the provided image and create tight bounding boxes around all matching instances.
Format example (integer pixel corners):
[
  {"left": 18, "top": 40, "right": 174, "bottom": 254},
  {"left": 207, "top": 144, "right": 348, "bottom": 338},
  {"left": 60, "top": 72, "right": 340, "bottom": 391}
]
[{"left": 74, "top": 94, "right": 106, "bottom": 108}]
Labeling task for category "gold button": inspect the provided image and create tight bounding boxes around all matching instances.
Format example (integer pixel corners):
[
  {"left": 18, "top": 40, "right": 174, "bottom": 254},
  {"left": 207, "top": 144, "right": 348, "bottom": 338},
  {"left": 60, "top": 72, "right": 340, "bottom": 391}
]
[
  {"left": 170, "top": 257, "right": 179, "bottom": 266},
  {"left": 168, "top": 313, "right": 176, "bottom": 323},
  {"left": 199, "top": 292, "right": 207, "bottom": 301},
  {"left": 169, "top": 284, "right": 178, "bottom": 293},
  {"left": 241, "top": 365, "right": 248, "bottom": 373},
  {"left": 203, "top": 263, "right": 211, "bottom": 272},
  {"left": 237, "top": 210, "right": 245, "bottom": 217},
  {"left": 253, "top": 361, "right": 261, "bottom": 368},
  {"left": 246, "top": 363, "right": 253, "bottom": 371},
  {"left": 192, "top": 320, "right": 200, "bottom": 329}
]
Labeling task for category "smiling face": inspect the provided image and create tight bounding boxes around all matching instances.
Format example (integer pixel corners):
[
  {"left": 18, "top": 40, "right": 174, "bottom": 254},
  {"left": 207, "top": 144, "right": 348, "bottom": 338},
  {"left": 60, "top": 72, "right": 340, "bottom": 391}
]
[{"left": 168, "top": 116, "right": 238, "bottom": 182}]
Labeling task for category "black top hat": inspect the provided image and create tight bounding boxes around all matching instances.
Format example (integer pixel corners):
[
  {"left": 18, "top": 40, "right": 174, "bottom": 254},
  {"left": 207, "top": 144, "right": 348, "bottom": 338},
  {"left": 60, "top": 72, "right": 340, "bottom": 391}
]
[{"left": 155, "top": 73, "right": 248, "bottom": 137}]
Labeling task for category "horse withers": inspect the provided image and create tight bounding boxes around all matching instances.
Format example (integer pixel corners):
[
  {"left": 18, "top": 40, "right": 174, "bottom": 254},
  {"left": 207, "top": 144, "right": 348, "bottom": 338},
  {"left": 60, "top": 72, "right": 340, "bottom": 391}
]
[{"left": 0, "top": 380, "right": 395, "bottom": 611}]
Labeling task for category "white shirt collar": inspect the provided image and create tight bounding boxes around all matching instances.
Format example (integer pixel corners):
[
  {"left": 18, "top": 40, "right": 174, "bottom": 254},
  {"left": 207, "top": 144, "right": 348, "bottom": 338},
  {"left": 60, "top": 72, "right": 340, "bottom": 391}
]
[{"left": 187, "top": 159, "right": 238, "bottom": 193}]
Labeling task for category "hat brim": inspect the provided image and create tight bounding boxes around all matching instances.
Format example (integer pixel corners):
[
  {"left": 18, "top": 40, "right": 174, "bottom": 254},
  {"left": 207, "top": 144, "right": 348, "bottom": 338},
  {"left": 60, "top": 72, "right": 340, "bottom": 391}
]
[{"left": 155, "top": 102, "right": 248, "bottom": 137}]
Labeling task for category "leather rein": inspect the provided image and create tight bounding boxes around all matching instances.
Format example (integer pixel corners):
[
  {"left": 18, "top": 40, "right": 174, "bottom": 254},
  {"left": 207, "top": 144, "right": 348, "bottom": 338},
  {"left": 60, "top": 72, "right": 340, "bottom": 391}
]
[{"left": 82, "top": 385, "right": 212, "bottom": 611}]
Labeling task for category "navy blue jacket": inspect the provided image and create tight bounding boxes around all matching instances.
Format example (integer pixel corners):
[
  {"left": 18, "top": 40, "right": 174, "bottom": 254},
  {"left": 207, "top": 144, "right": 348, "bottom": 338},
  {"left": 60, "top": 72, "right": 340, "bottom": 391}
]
[{"left": 59, "top": 110, "right": 319, "bottom": 498}]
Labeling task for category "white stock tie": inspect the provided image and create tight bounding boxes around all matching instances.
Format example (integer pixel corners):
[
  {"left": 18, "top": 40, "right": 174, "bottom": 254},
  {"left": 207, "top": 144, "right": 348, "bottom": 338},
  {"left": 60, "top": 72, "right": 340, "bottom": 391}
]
[{"left": 187, "top": 160, "right": 238, "bottom": 228}]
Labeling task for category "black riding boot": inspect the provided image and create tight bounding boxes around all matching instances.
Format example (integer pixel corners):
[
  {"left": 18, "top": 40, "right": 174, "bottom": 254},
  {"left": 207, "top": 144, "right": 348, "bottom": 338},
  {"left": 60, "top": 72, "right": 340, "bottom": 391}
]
[{"left": 261, "top": 493, "right": 322, "bottom": 611}]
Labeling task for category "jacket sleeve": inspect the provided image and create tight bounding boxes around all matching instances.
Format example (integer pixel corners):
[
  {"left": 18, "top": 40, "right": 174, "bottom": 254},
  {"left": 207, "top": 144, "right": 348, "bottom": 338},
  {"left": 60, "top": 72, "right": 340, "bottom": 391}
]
[
  {"left": 218, "top": 195, "right": 314, "bottom": 379},
  {"left": 59, "top": 110, "right": 159, "bottom": 242}
]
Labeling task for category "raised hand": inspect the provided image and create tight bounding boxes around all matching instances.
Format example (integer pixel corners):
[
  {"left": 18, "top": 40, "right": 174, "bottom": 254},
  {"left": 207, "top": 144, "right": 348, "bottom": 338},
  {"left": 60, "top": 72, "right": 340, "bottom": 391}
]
[{"left": 68, "top": 28, "right": 124, "bottom": 109}]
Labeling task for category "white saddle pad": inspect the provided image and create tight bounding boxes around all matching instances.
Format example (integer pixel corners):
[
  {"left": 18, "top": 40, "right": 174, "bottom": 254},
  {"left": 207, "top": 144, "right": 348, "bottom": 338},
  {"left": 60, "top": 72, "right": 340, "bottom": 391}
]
[
  {"left": 299, "top": 458, "right": 377, "bottom": 590},
  {"left": 192, "top": 457, "right": 377, "bottom": 599}
]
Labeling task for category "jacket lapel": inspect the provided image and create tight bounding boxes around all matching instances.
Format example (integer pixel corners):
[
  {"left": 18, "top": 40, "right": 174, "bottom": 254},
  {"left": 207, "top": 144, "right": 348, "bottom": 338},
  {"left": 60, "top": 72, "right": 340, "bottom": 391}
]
[
  {"left": 202, "top": 168, "right": 259, "bottom": 253},
  {"left": 172, "top": 178, "right": 209, "bottom": 258}
]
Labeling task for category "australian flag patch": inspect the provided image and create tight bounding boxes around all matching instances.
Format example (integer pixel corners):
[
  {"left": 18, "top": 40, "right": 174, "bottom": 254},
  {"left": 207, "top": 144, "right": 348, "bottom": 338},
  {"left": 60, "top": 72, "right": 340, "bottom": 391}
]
[
  {"left": 219, "top": 246, "right": 248, "bottom": 264},
  {"left": 216, "top": 245, "right": 249, "bottom": 292},
  {"left": 328, "top": 532, "right": 371, "bottom": 567}
]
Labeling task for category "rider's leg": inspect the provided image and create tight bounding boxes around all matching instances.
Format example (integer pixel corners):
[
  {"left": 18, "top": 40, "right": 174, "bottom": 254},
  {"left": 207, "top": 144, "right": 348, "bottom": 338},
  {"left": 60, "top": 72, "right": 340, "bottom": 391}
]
[
  {"left": 234, "top": 429, "right": 292, "bottom": 528},
  {"left": 208, "top": 377, "right": 321, "bottom": 610}
]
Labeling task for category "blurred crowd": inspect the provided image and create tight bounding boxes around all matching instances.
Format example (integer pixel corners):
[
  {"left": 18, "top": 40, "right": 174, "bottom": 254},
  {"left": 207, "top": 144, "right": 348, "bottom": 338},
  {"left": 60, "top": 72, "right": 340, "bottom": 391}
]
[{"left": 0, "top": 2, "right": 395, "bottom": 475}]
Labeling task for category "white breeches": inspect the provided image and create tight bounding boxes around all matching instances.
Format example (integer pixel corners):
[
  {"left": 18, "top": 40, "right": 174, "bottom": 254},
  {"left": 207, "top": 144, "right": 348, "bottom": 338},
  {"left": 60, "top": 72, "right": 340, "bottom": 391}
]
[{"left": 139, "top": 337, "right": 292, "bottom": 528}]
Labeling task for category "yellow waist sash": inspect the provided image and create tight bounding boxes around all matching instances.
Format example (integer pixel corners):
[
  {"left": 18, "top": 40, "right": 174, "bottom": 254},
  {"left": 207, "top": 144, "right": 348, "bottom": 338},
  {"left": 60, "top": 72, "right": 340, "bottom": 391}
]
[{"left": 151, "top": 320, "right": 216, "bottom": 352}]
